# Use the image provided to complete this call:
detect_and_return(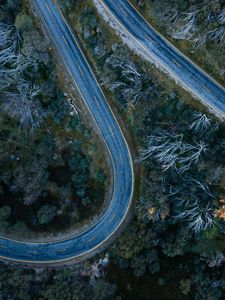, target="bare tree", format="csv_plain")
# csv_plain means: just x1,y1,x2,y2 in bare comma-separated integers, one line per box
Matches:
178,141,208,173
193,33,208,49
0,22,16,49
0,38,17,65
105,52,126,69
174,177,216,234
163,8,179,28
194,8,225,48
217,9,225,25
94,43,106,58
162,8,199,40
208,9,225,48
121,59,142,81
0,22,43,132
176,198,214,234
192,179,214,197
0,22,18,69
121,81,143,105
162,5,225,49
0,22,34,82
140,130,208,173
189,112,211,132
171,11,199,40
1,82,43,132
0,54,32,79
208,27,225,47
109,58,145,105
110,81,126,91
